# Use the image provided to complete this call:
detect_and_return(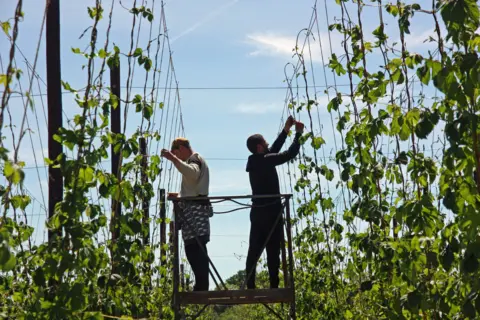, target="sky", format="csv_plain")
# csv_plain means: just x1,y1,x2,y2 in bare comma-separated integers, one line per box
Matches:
0,0,447,287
